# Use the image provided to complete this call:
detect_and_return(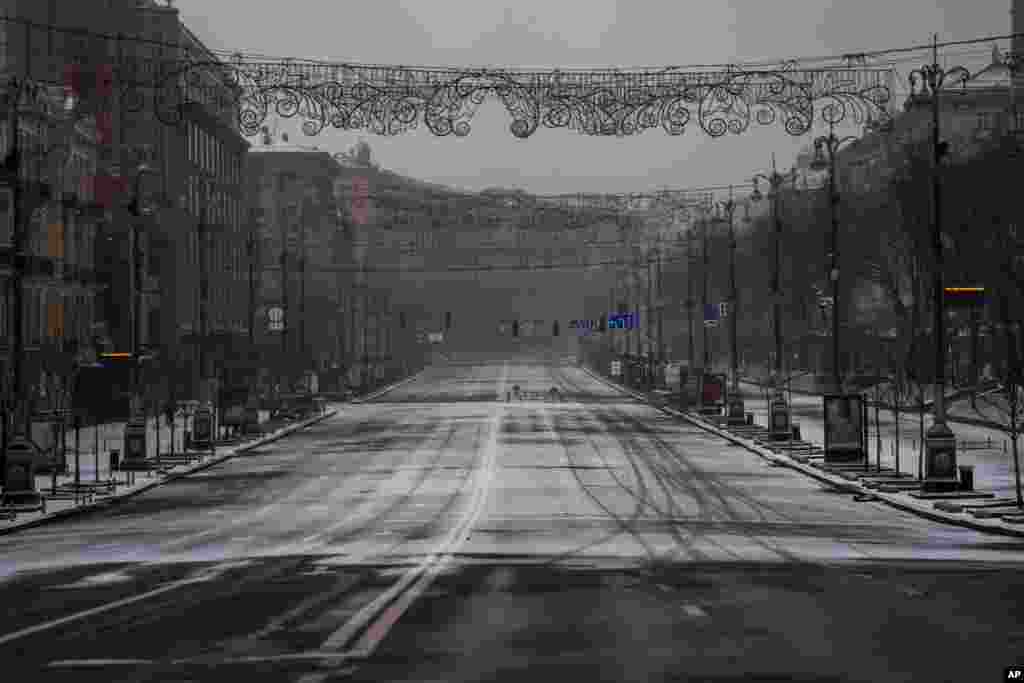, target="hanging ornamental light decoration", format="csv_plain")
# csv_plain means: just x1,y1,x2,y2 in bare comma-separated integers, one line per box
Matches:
49,18,893,140
11,19,893,139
